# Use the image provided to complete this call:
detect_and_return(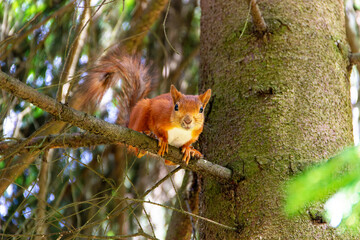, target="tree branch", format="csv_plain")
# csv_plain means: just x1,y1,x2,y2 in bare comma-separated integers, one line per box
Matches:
248,0,267,33
35,150,49,239
349,53,360,65
0,70,234,182
57,0,91,103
